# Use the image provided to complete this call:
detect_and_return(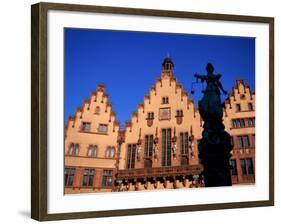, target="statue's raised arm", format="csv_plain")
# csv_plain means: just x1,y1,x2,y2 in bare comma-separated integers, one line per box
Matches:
194,73,206,82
